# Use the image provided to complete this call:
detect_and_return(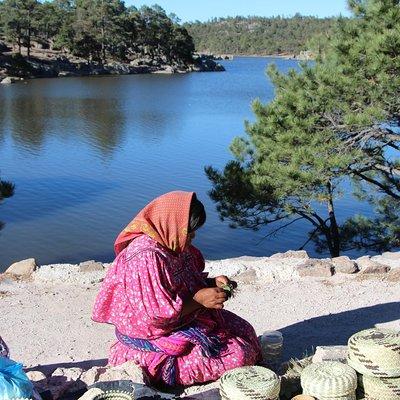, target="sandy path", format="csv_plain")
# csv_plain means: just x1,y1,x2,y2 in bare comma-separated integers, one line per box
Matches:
1,273,399,371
